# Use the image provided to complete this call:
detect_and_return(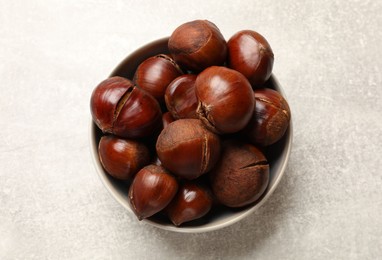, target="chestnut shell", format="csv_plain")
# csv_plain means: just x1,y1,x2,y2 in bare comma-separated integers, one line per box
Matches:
195,66,255,134
210,141,270,208
168,20,227,72
156,119,221,180
98,135,150,180
244,88,291,146
227,30,274,87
